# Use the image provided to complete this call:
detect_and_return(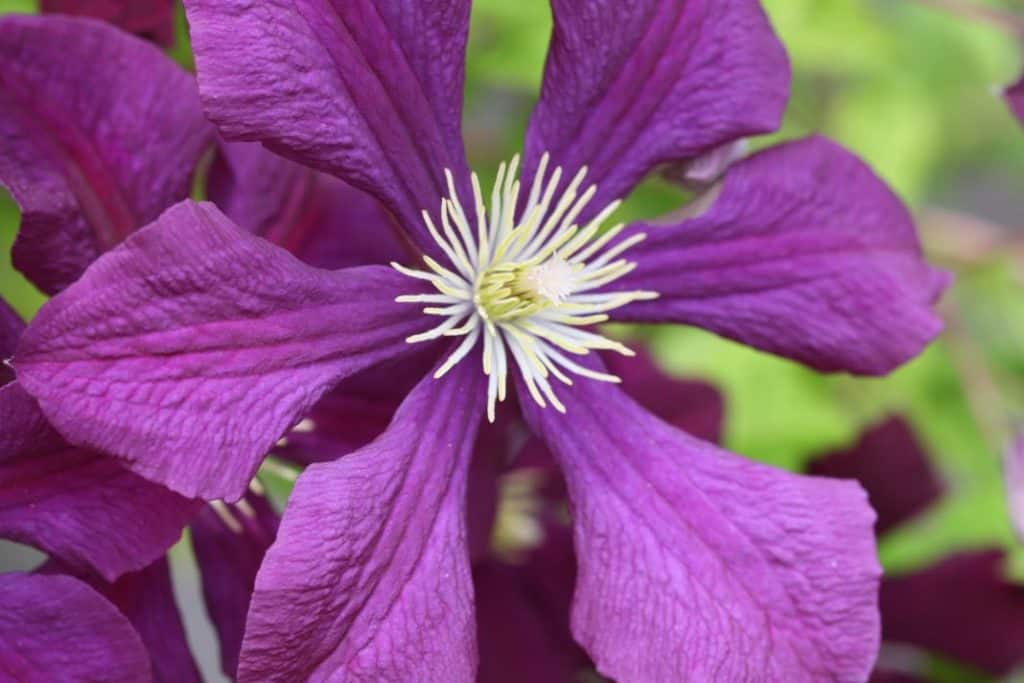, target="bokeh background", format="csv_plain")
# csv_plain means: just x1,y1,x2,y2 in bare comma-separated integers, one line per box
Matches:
1,1,1023,681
